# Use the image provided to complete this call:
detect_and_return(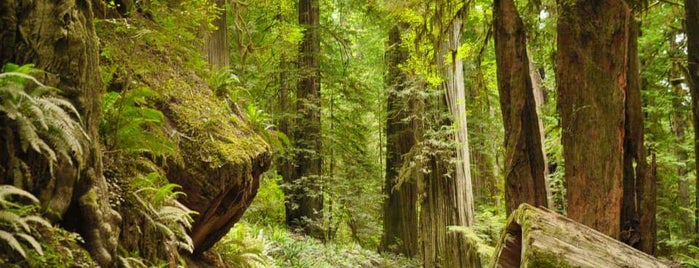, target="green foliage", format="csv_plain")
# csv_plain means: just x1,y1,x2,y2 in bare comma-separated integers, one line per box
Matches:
216,221,419,268
129,172,196,254
215,222,276,268
101,86,177,158
208,67,242,97
0,185,51,260
0,63,87,166
243,173,286,225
